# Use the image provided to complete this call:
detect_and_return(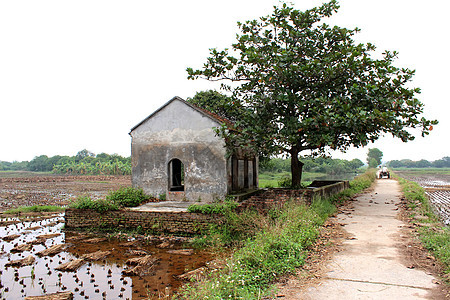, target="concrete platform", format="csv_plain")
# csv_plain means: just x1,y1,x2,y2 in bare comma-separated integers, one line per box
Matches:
128,201,191,212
